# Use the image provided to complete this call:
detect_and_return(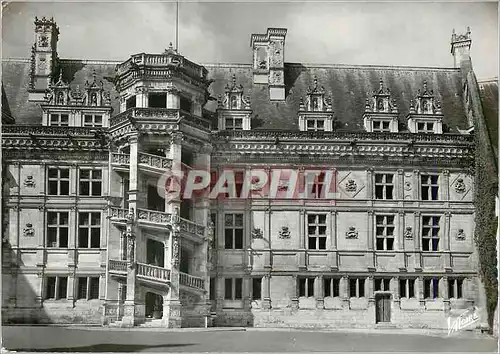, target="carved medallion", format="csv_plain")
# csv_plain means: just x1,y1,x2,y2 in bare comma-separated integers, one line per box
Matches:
345,226,358,239
404,181,412,191
454,178,466,194
24,175,36,188
404,226,413,239
38,35,48,47
345,179,357,192
278,226,291,239
23,223,35,237
252,228,263,239
456,229,466,241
